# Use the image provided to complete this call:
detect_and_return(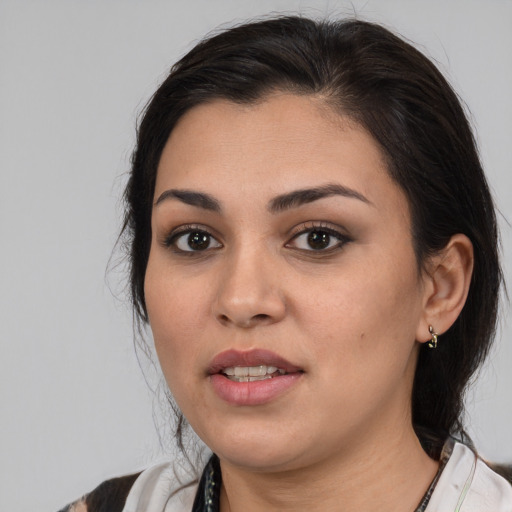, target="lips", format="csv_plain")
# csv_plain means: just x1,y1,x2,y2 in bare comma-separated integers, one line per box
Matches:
207,349,304,406
207,348,302,375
